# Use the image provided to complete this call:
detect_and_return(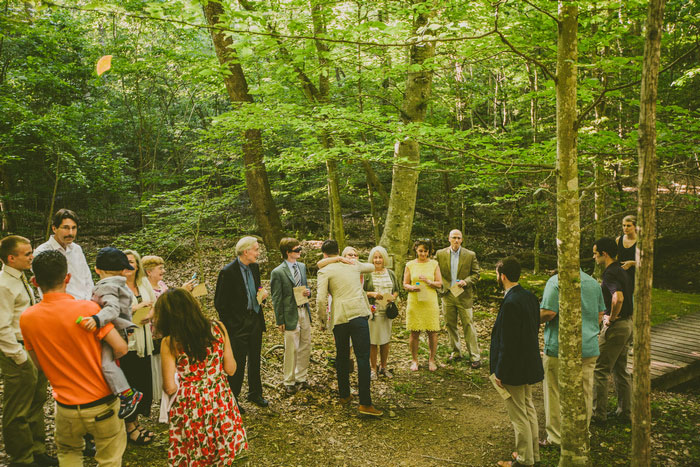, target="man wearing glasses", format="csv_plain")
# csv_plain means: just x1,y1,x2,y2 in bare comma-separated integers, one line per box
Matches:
270,238,312,395
34,209,94,301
